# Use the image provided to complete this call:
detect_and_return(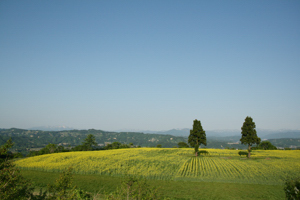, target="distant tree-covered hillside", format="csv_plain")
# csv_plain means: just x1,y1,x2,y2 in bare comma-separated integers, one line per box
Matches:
1,128,299,156
0,128,188,154
268,138,300,149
